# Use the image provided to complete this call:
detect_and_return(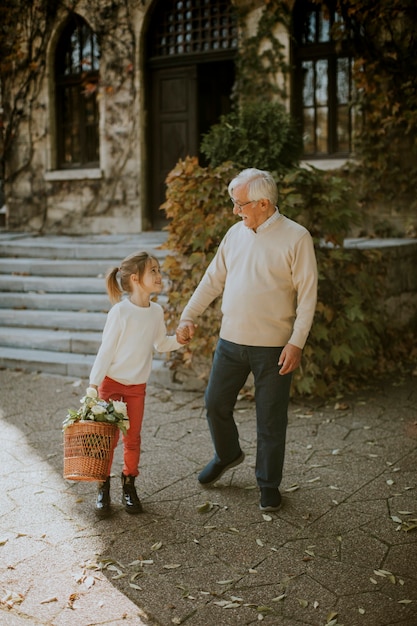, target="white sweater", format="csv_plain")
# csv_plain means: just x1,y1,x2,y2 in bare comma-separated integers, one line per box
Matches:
89,299,181,386
181,214,318,349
